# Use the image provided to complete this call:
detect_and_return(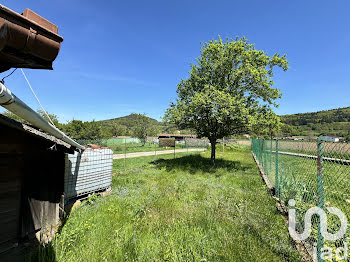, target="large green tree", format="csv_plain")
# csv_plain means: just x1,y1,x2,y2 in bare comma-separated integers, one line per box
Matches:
63,120,102,140
63,120,85,140
132,114,153,145
101,122,128,138
165,37,288,164
250,108,281,138
110,123,127,137
82,120,102,140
